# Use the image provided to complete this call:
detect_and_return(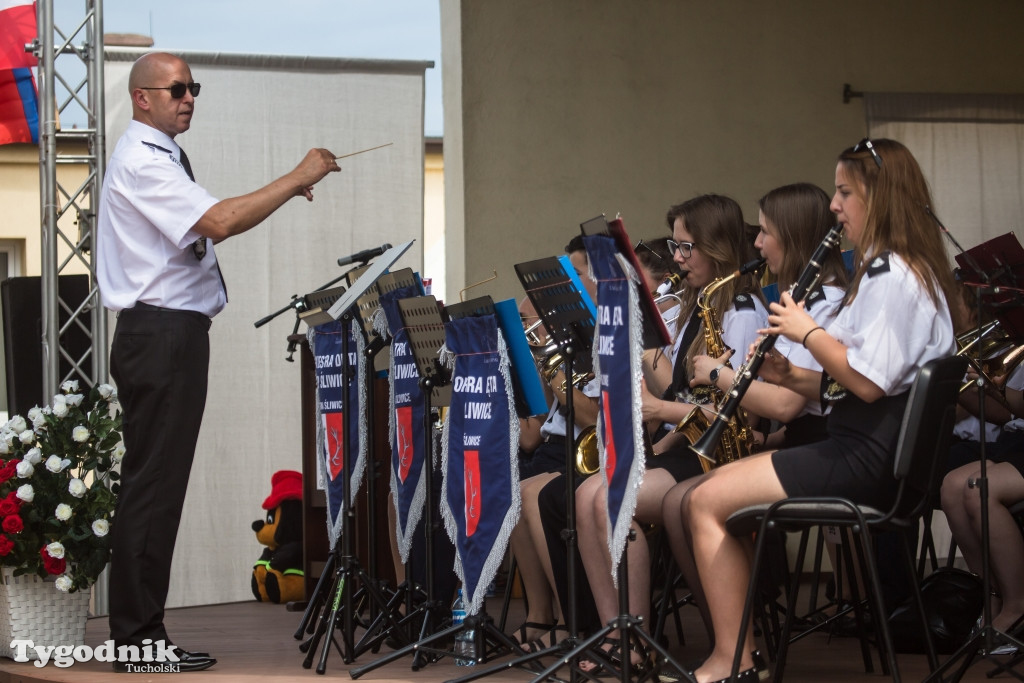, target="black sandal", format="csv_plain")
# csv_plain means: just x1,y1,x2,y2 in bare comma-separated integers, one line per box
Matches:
512,621,559,653
580,636,655,679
